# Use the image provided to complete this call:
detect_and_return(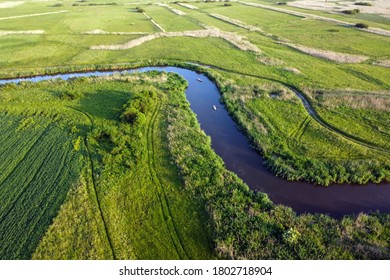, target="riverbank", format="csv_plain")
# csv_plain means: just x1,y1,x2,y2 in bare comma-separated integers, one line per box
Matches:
1,69,387,259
